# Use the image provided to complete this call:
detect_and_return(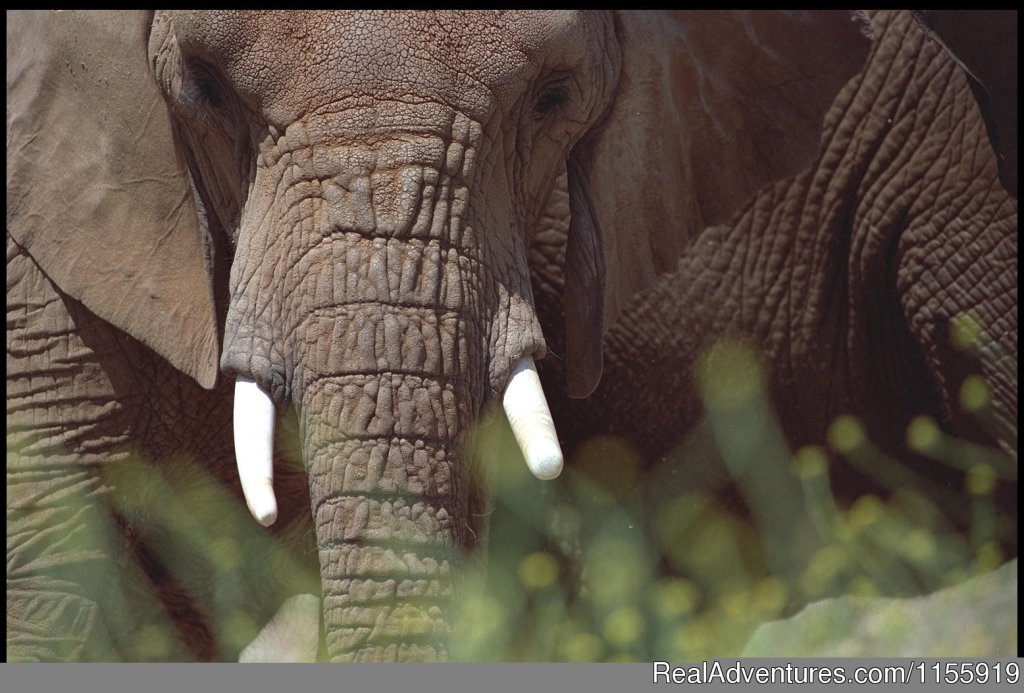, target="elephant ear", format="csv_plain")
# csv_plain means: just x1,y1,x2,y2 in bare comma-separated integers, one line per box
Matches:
562,10,871,397
563,150,607,398
6,10,220,387
911,10,1017,197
